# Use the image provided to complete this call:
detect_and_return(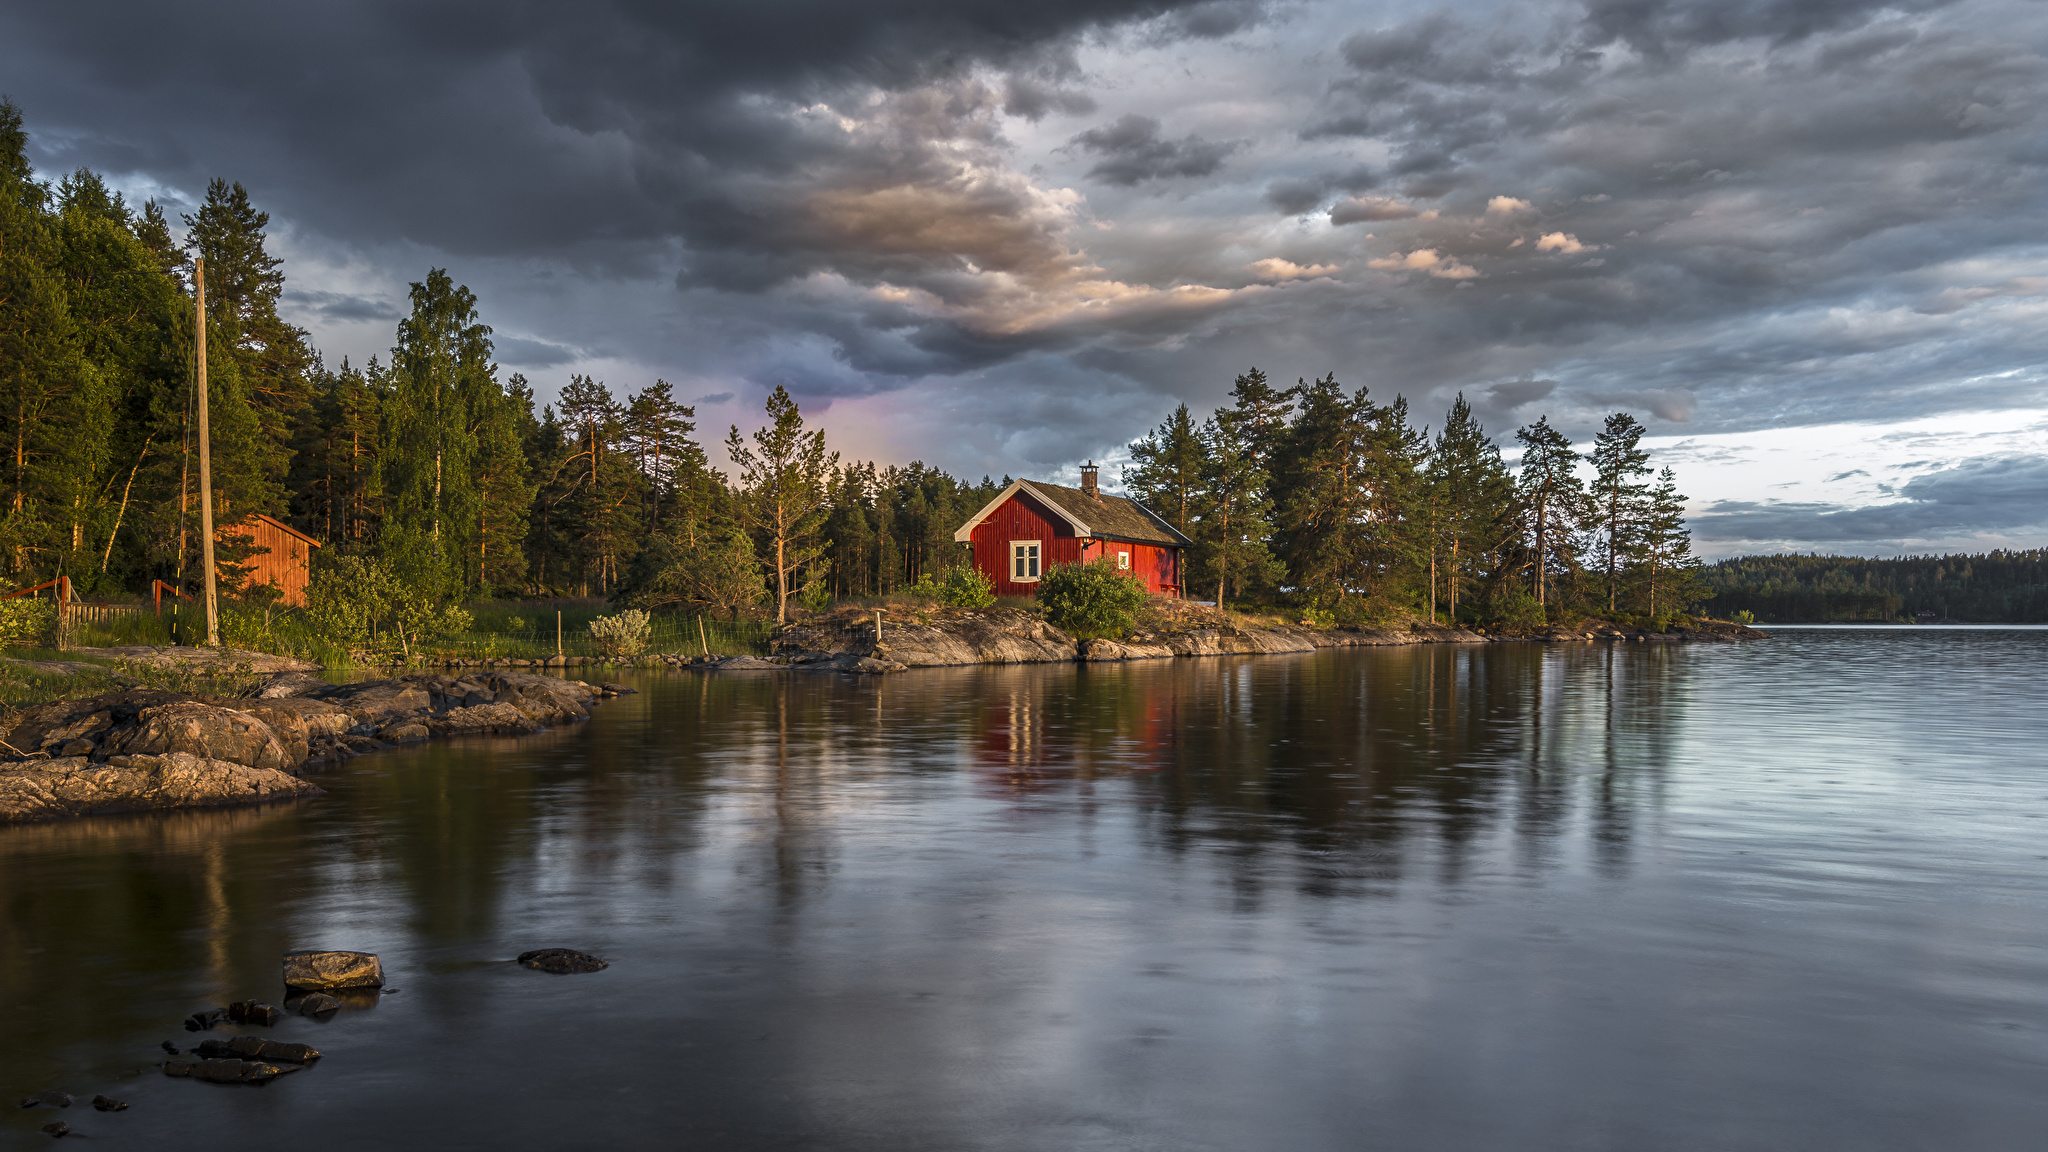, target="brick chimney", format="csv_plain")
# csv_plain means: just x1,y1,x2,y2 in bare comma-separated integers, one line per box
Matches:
1080,461,1100,499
